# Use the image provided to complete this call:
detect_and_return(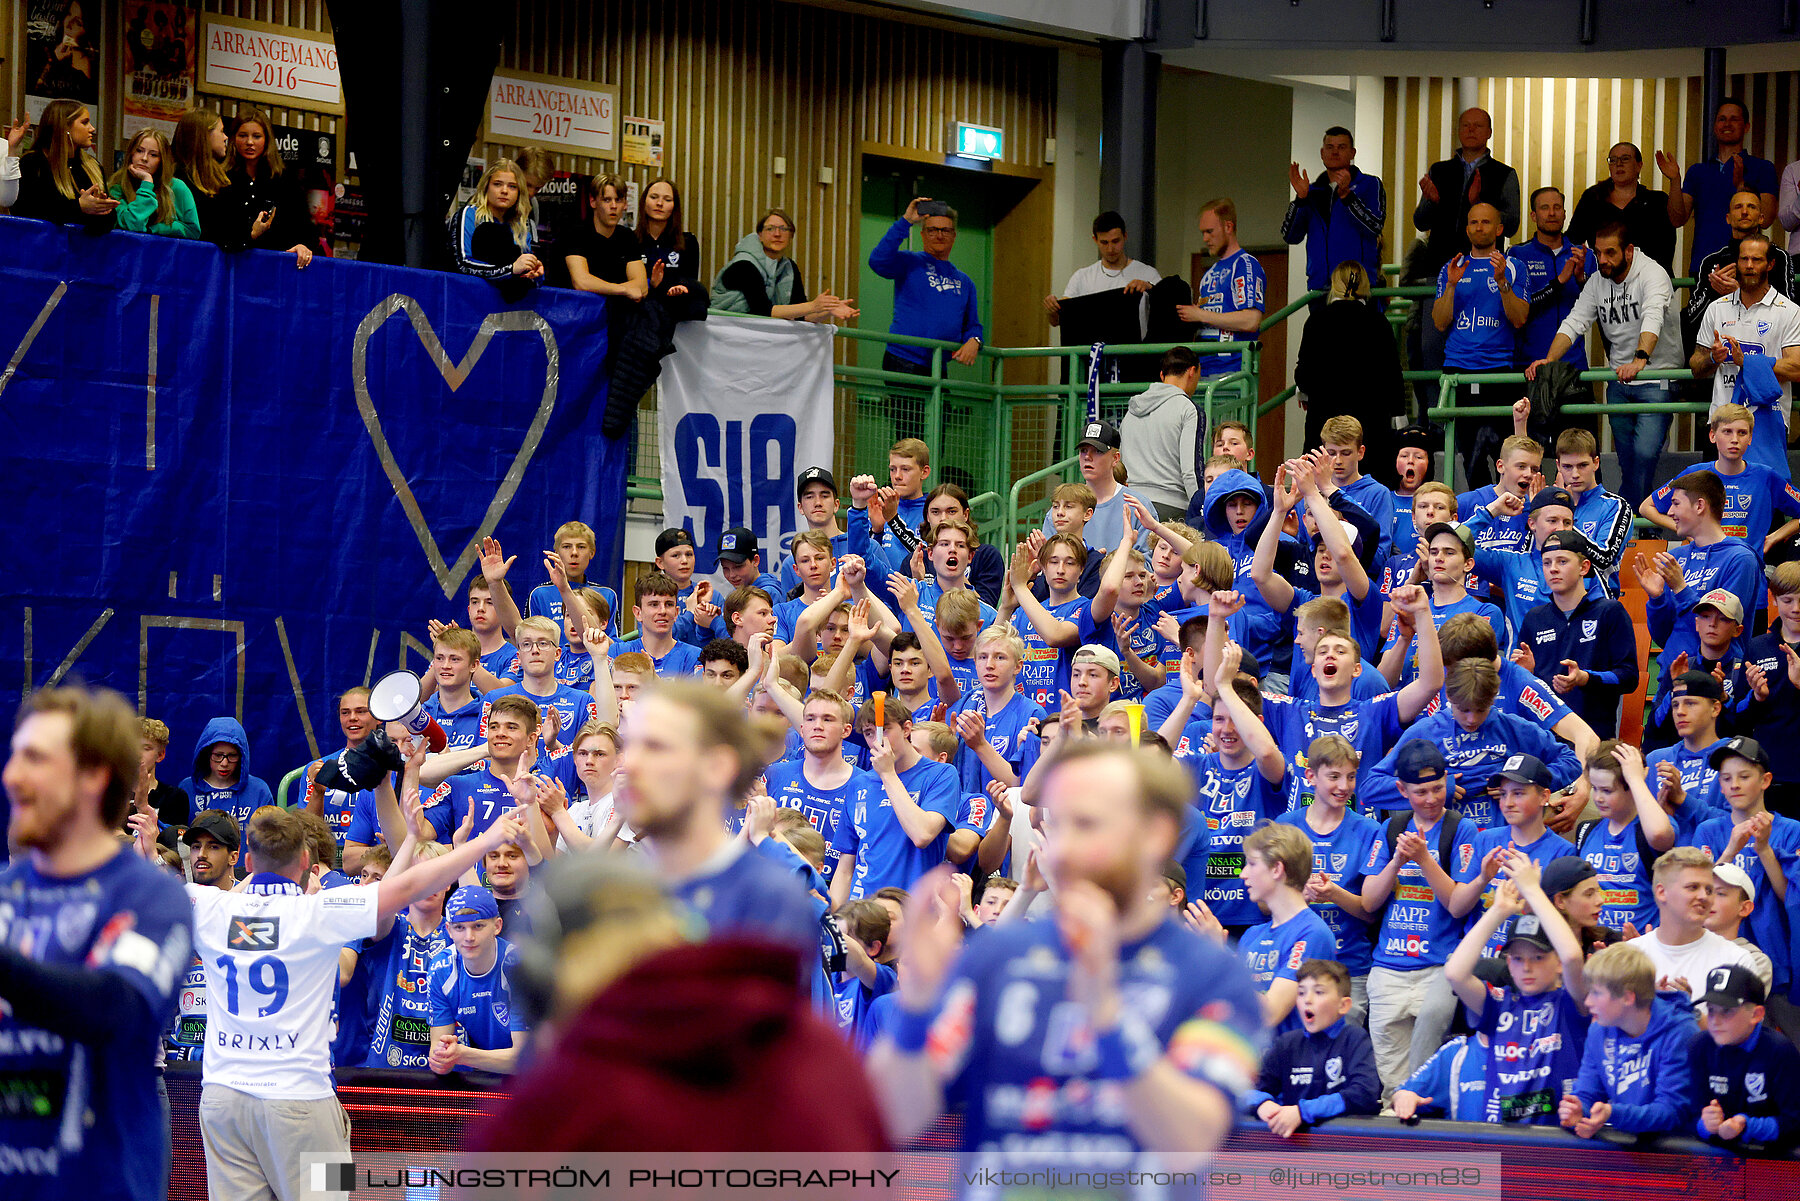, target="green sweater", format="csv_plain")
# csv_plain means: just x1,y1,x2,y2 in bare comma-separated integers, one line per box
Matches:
108,176,202,239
